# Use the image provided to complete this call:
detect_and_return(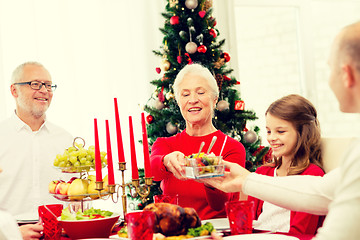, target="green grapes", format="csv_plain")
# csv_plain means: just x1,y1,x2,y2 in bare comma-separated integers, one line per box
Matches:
53,142,107,173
